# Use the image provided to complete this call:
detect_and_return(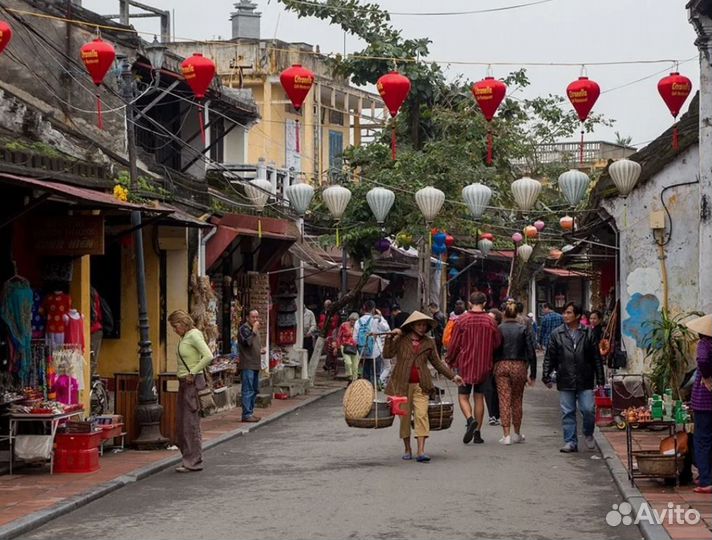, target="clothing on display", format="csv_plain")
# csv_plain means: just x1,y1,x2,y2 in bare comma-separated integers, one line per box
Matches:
42,291,72,334
1,275,33,385
52,346,85,391
31,290,45,339
63,309,85,351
